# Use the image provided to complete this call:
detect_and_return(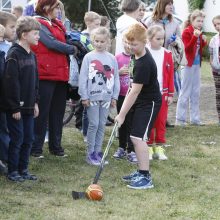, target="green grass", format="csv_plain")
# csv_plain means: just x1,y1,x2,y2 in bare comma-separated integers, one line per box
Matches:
1,125,220,220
